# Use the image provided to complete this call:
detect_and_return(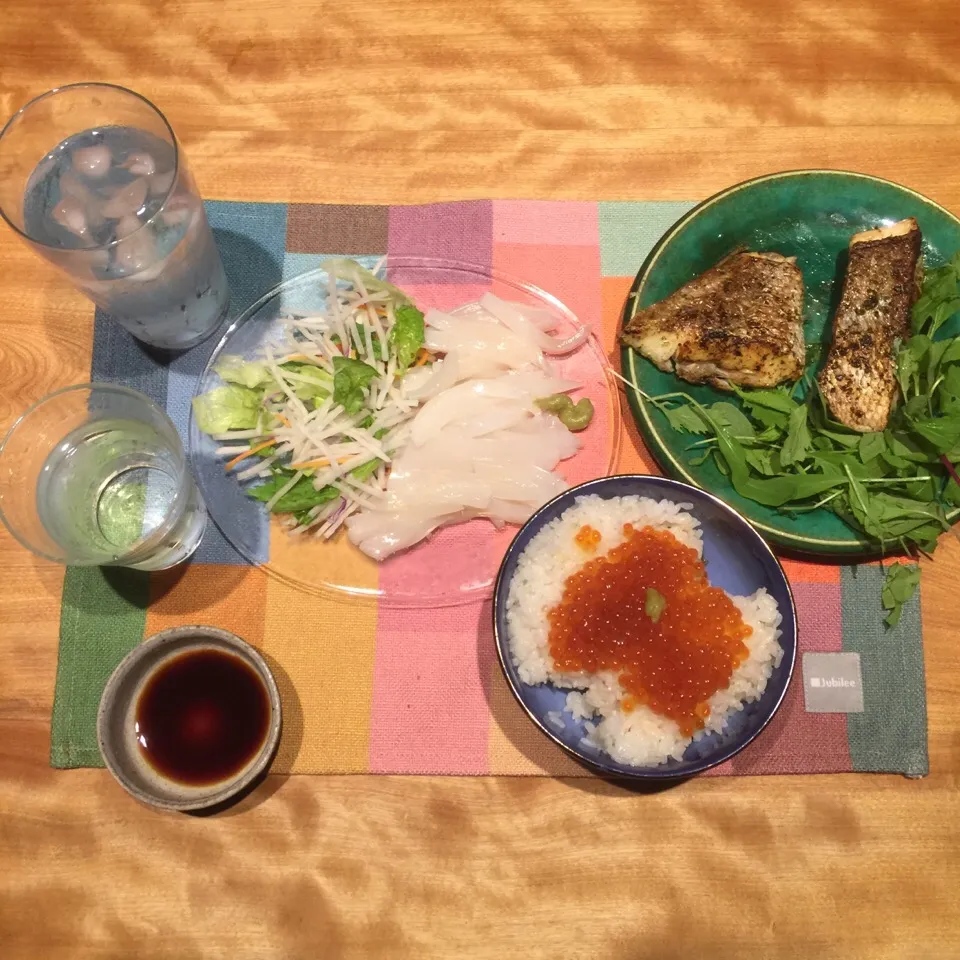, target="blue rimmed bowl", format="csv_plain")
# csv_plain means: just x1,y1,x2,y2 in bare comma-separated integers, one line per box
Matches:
492,475,798,779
